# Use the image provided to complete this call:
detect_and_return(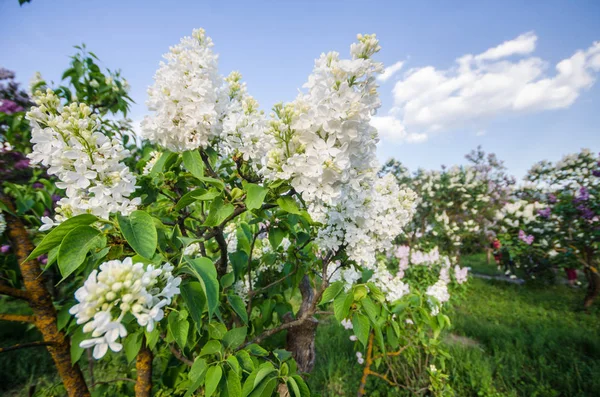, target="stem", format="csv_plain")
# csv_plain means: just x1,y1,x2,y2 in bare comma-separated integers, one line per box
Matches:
0,341,54,354
135,341,153,397
1,194,90,397
358,332,375,397
0,284,30,300
0,313,36,323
